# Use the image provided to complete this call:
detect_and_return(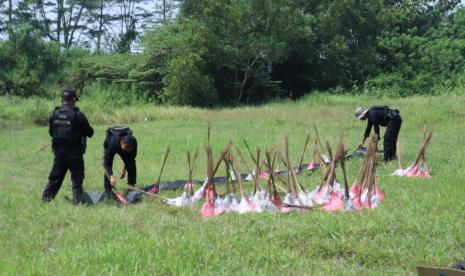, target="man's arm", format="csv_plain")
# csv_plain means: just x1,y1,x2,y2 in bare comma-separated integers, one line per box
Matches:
48,113,54,137
78,112,94,138
373,123,380,140
359,118,372,147
363,121,372,139
103,143,116,177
